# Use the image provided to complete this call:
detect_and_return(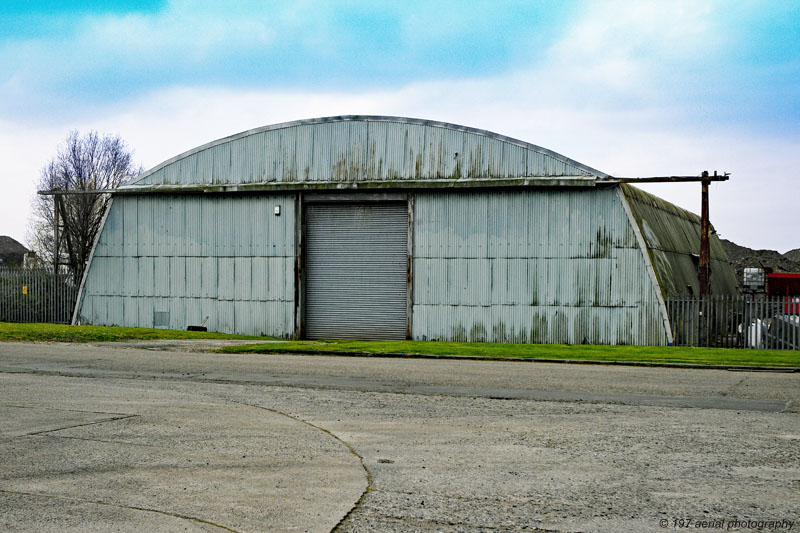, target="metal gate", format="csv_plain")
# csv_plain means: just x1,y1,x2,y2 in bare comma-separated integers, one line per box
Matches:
304,203,408,340
0,267,78,324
